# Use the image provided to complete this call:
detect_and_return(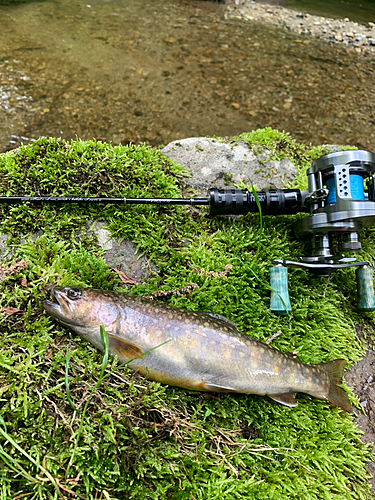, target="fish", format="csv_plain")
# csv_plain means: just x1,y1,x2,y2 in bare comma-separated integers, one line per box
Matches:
43,286,352,412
